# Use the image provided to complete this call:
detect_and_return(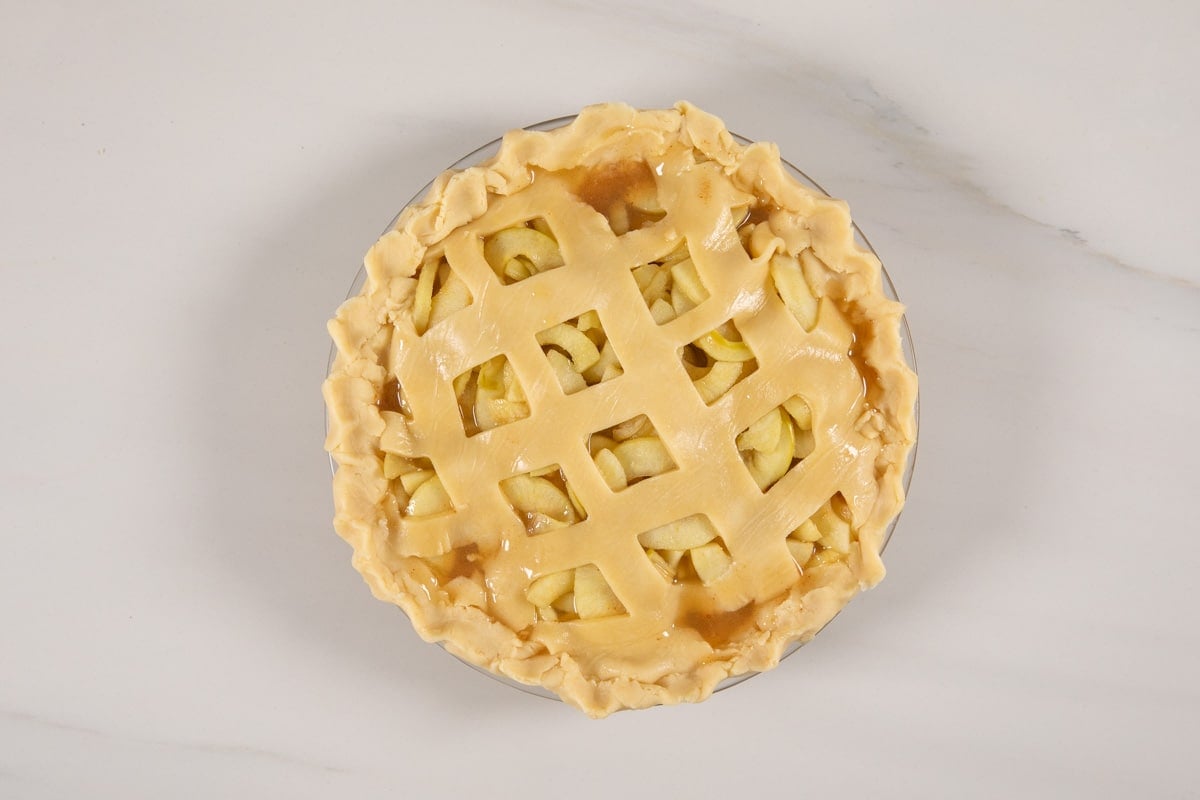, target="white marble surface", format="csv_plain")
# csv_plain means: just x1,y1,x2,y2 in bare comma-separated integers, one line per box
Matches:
2,2,1198,797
